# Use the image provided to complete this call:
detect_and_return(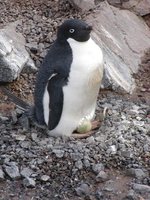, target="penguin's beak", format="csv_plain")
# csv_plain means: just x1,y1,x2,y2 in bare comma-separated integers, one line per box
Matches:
85,25,93,31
